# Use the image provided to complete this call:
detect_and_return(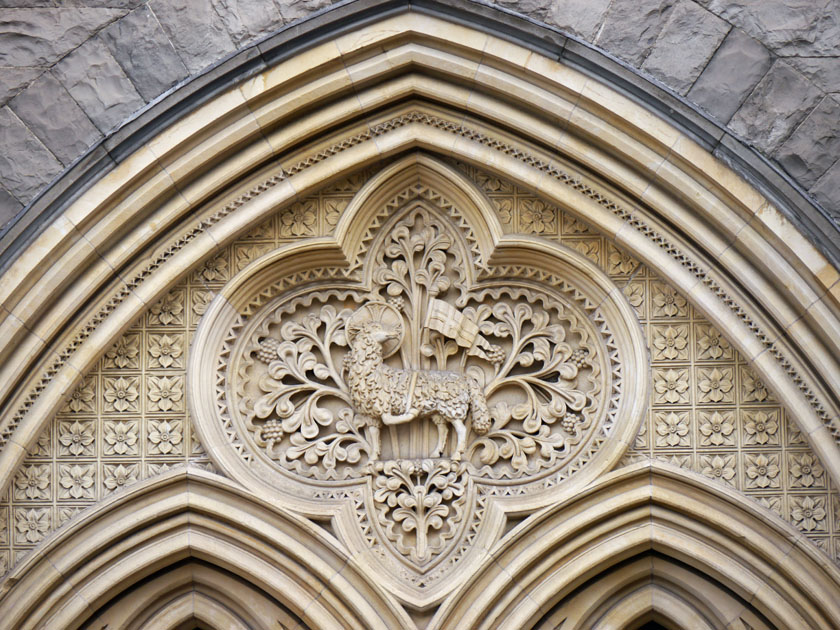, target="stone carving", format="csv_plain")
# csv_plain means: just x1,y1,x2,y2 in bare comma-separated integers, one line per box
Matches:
343,302,491,461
